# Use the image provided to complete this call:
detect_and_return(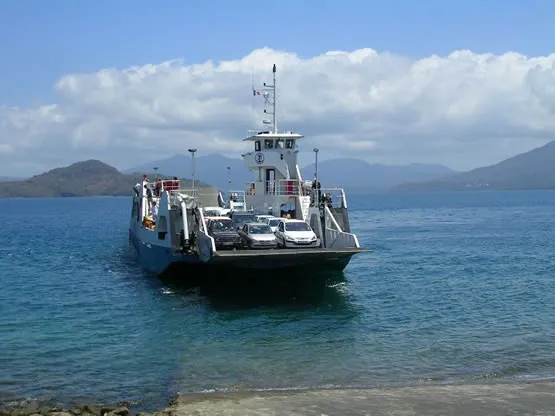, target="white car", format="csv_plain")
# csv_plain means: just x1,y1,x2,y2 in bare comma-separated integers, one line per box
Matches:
275,219,320,248
264,217,282,233
255,214,274,223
